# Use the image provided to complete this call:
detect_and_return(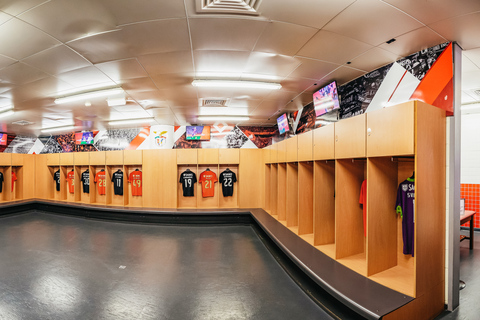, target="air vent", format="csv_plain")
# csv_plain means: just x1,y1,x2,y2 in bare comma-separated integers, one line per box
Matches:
12,120,34,126
474,89,480,97
196,0,262,15
200,98,229,107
